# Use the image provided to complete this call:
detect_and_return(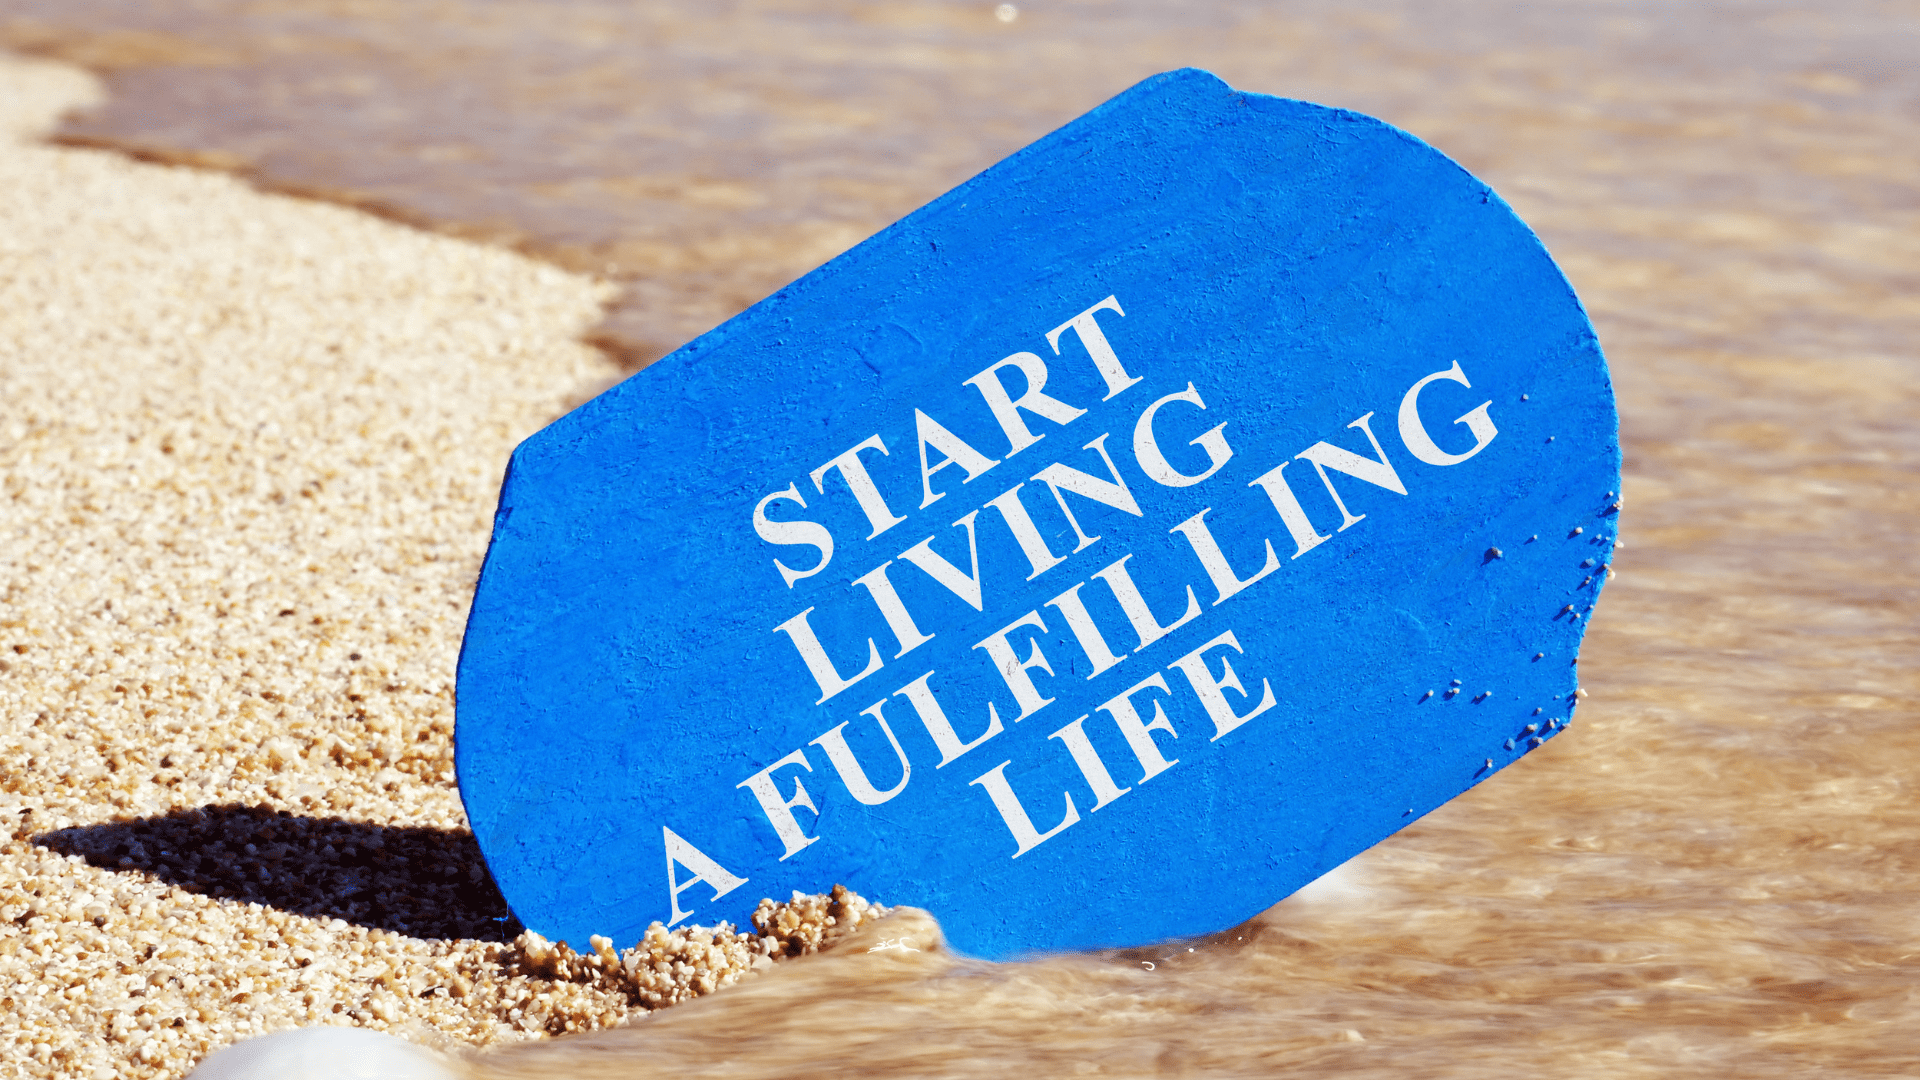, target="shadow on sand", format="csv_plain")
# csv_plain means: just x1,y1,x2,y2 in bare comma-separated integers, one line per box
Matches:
35,803,521,941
